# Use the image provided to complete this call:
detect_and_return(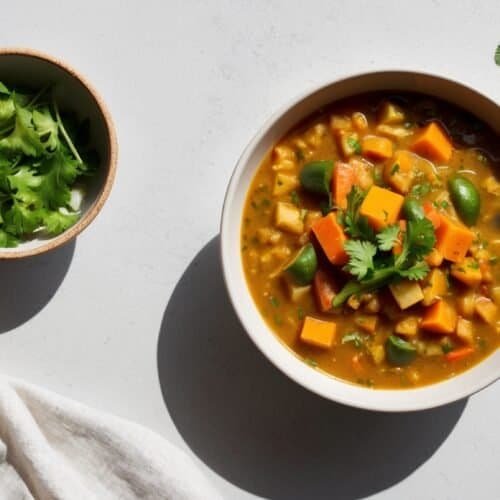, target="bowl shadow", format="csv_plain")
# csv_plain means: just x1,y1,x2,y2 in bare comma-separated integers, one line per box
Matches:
0,240,75,333
157,236,467,500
